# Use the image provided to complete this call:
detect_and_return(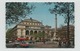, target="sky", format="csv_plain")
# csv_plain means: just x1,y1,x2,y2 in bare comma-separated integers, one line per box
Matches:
28,3,65,28
7,2,68,29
